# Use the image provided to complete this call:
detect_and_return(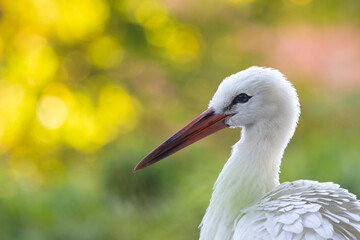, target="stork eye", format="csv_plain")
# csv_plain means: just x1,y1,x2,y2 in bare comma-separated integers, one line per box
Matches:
232,93,252,104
